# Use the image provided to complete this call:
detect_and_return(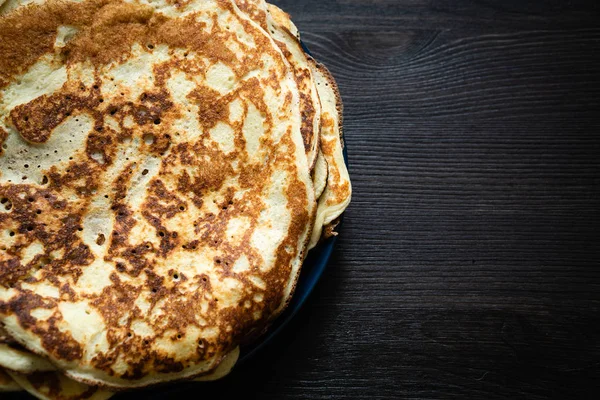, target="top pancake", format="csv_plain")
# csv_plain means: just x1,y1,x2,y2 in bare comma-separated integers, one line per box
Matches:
0,0,314,389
